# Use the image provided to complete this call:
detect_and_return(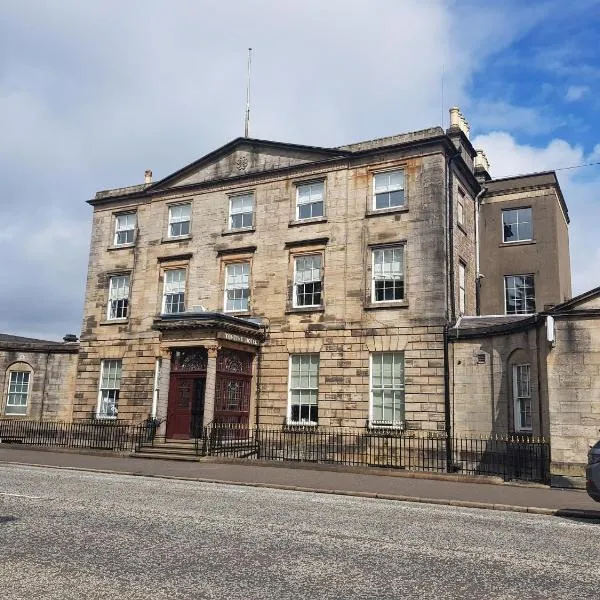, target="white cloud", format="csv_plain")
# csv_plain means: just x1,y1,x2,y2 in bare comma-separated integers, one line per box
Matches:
565,85,590,101
469,101,564,136
473,131,600,295
0,0,578,337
